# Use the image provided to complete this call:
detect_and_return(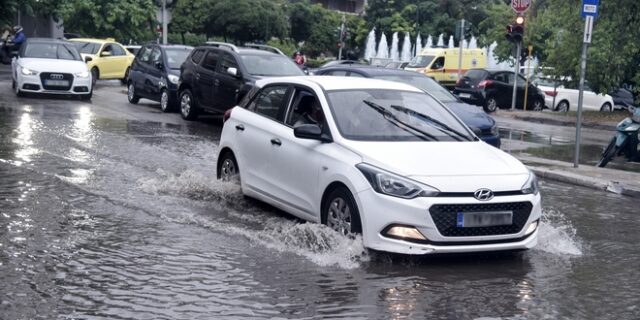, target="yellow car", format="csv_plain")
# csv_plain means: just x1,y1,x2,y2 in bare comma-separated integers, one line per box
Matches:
69,38,135,85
